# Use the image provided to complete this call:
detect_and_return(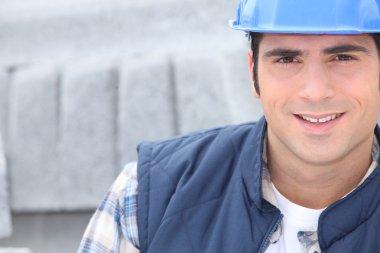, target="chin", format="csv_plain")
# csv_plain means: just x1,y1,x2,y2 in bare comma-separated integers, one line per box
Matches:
297,152,341,167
